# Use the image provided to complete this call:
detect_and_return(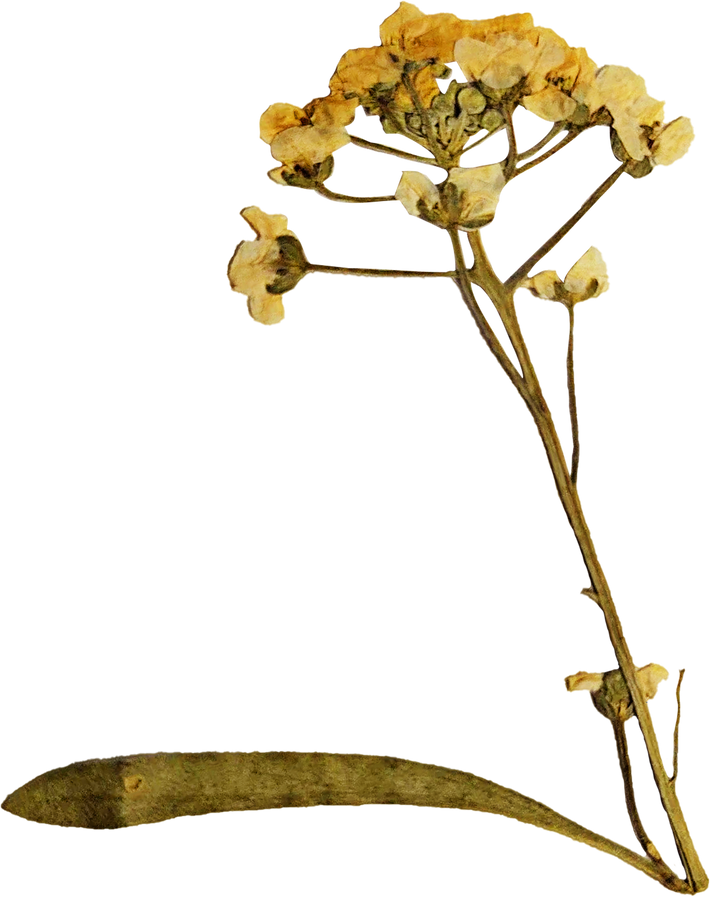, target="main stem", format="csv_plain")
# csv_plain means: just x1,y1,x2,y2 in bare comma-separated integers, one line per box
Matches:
454,229,707,892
